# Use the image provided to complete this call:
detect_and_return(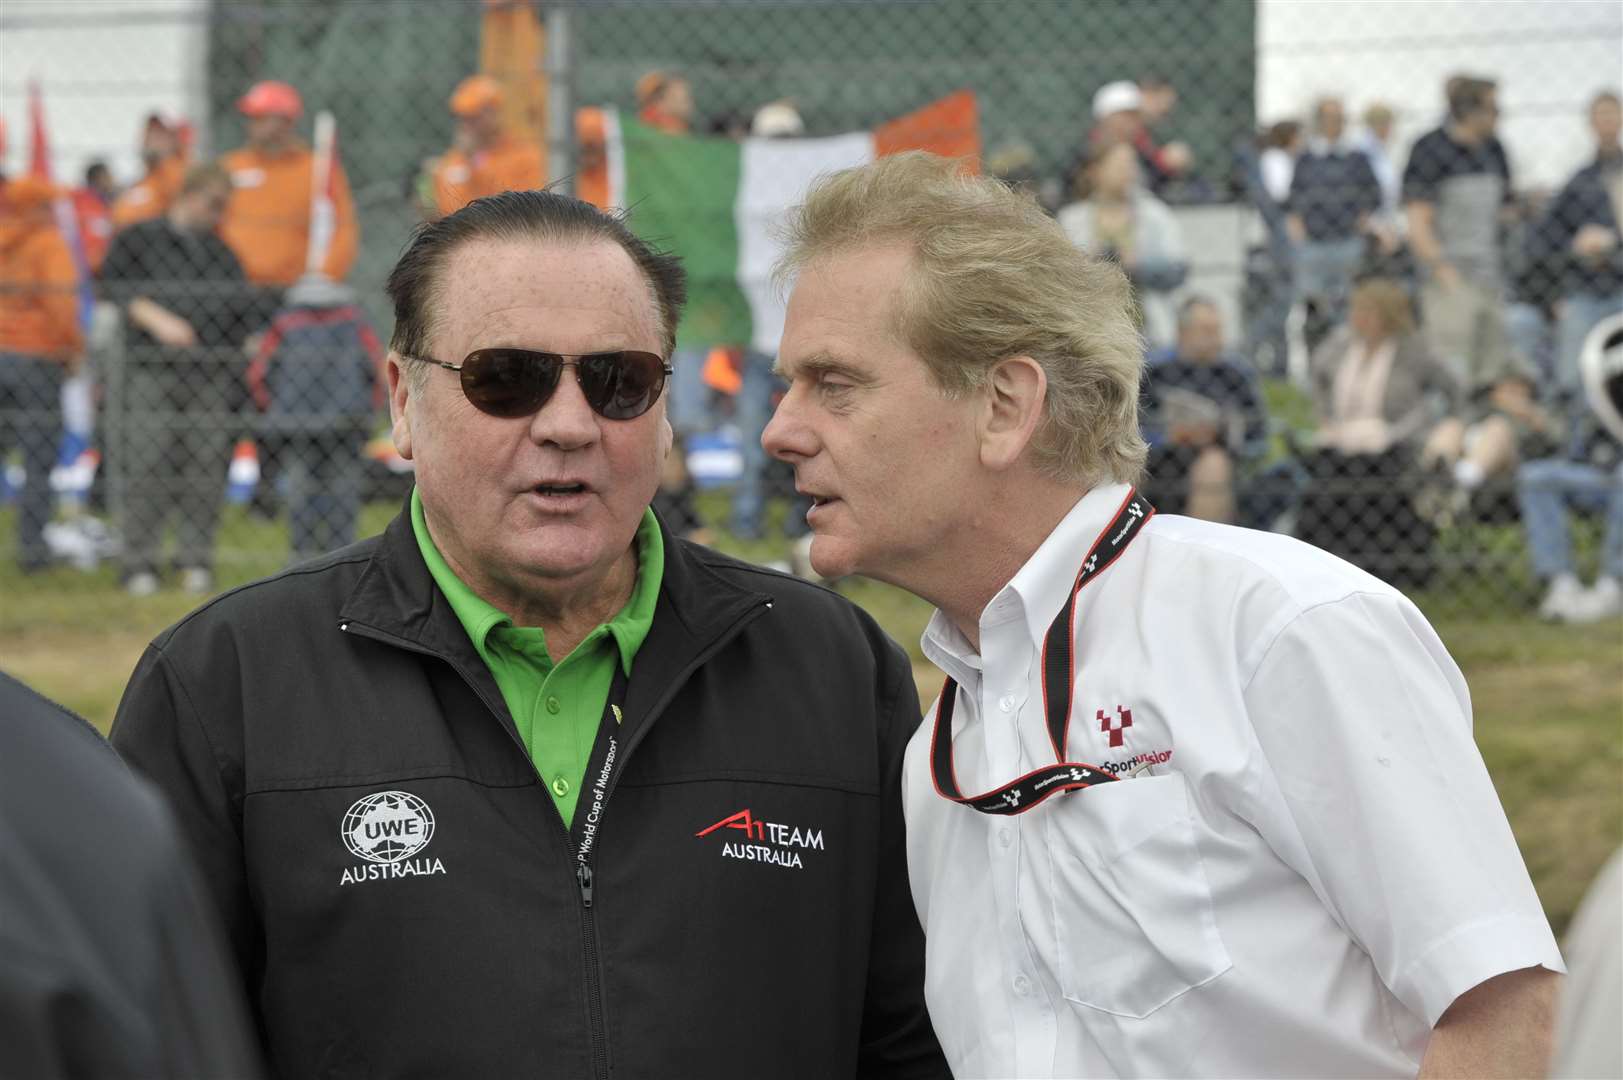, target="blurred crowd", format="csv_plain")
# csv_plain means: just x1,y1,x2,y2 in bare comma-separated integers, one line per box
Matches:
1,68,1619,622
